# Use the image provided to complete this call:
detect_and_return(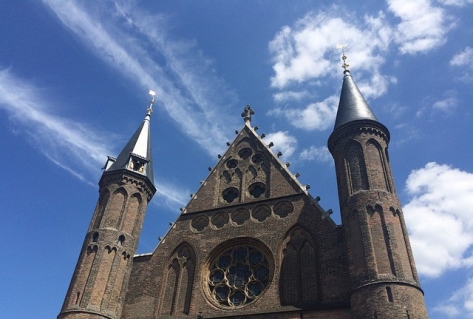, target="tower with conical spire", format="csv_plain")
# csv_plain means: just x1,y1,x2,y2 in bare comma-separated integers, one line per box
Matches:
58,94,156,319
328,56,428,318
